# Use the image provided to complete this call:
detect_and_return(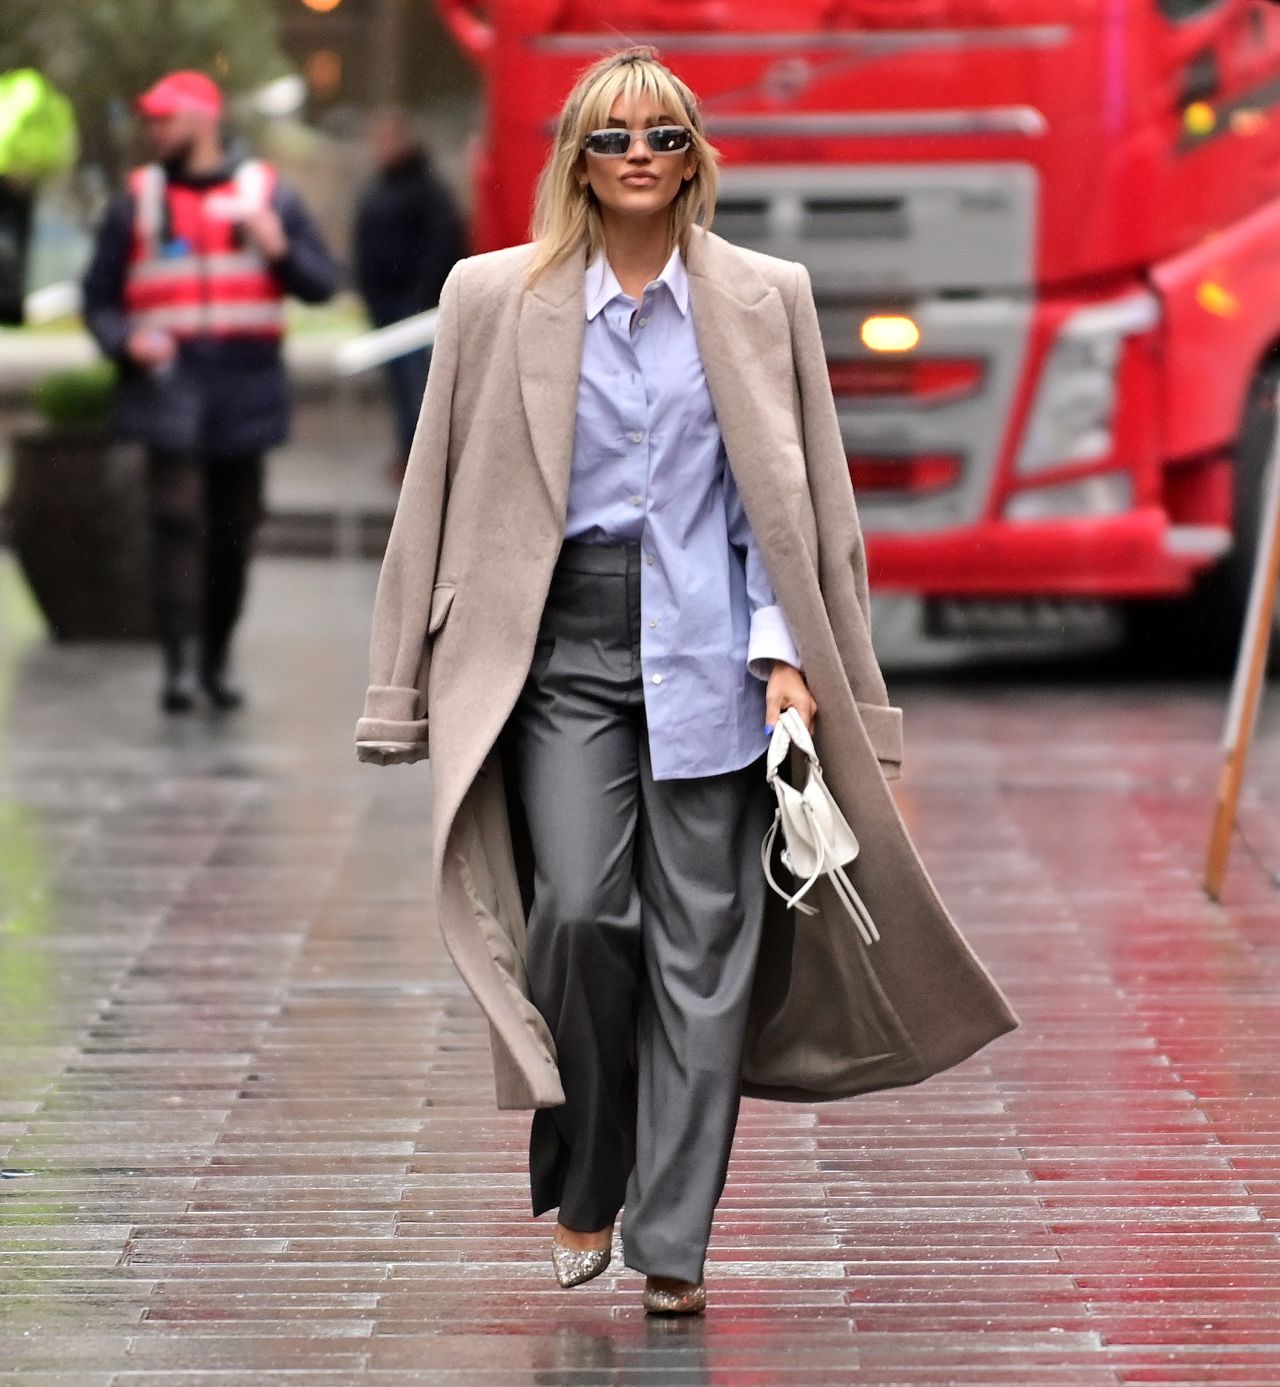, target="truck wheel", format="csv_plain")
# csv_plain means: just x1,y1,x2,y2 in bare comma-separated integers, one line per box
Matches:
1125,362,1280,675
